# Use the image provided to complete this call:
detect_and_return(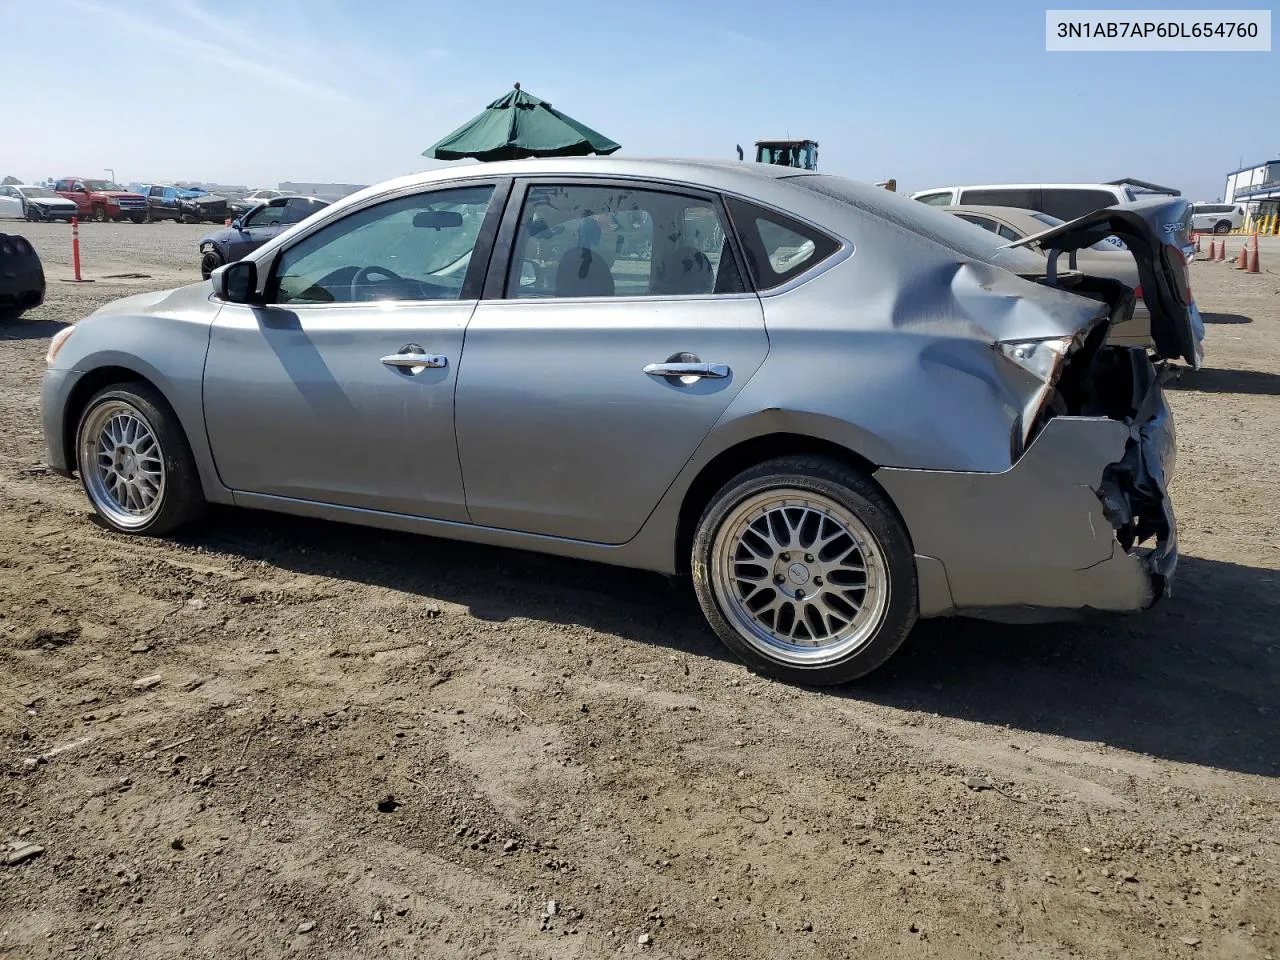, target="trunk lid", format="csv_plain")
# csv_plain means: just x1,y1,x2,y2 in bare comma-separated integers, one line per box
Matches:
1008,197,1203,368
